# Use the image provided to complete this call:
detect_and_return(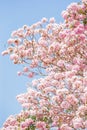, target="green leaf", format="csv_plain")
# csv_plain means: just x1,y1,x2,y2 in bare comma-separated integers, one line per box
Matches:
30,125,35,130
31,116,36,121
43,116,48,122
83,18,87,25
